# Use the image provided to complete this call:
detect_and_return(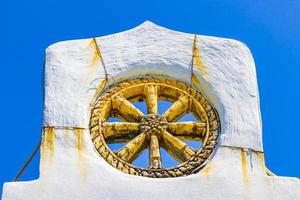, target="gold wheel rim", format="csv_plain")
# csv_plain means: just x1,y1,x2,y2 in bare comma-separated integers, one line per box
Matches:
90,78,220,178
